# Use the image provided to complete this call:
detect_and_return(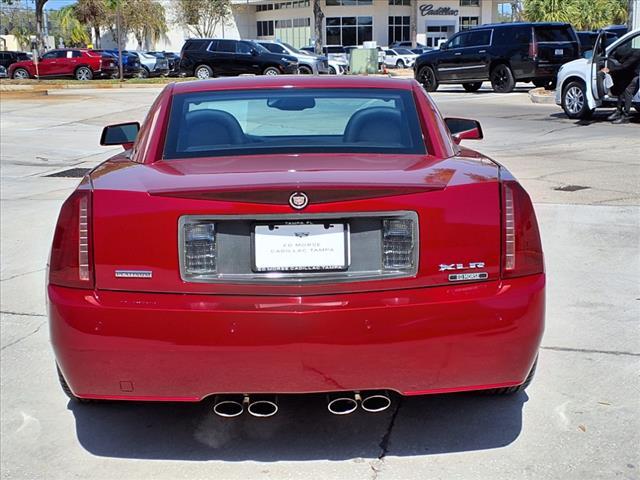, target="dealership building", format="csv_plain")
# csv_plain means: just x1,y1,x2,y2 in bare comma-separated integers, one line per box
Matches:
141,0,512,52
